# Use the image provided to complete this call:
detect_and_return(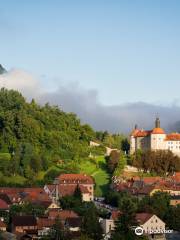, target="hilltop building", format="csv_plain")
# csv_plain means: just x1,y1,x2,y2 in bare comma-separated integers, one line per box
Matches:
130,118,180,156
